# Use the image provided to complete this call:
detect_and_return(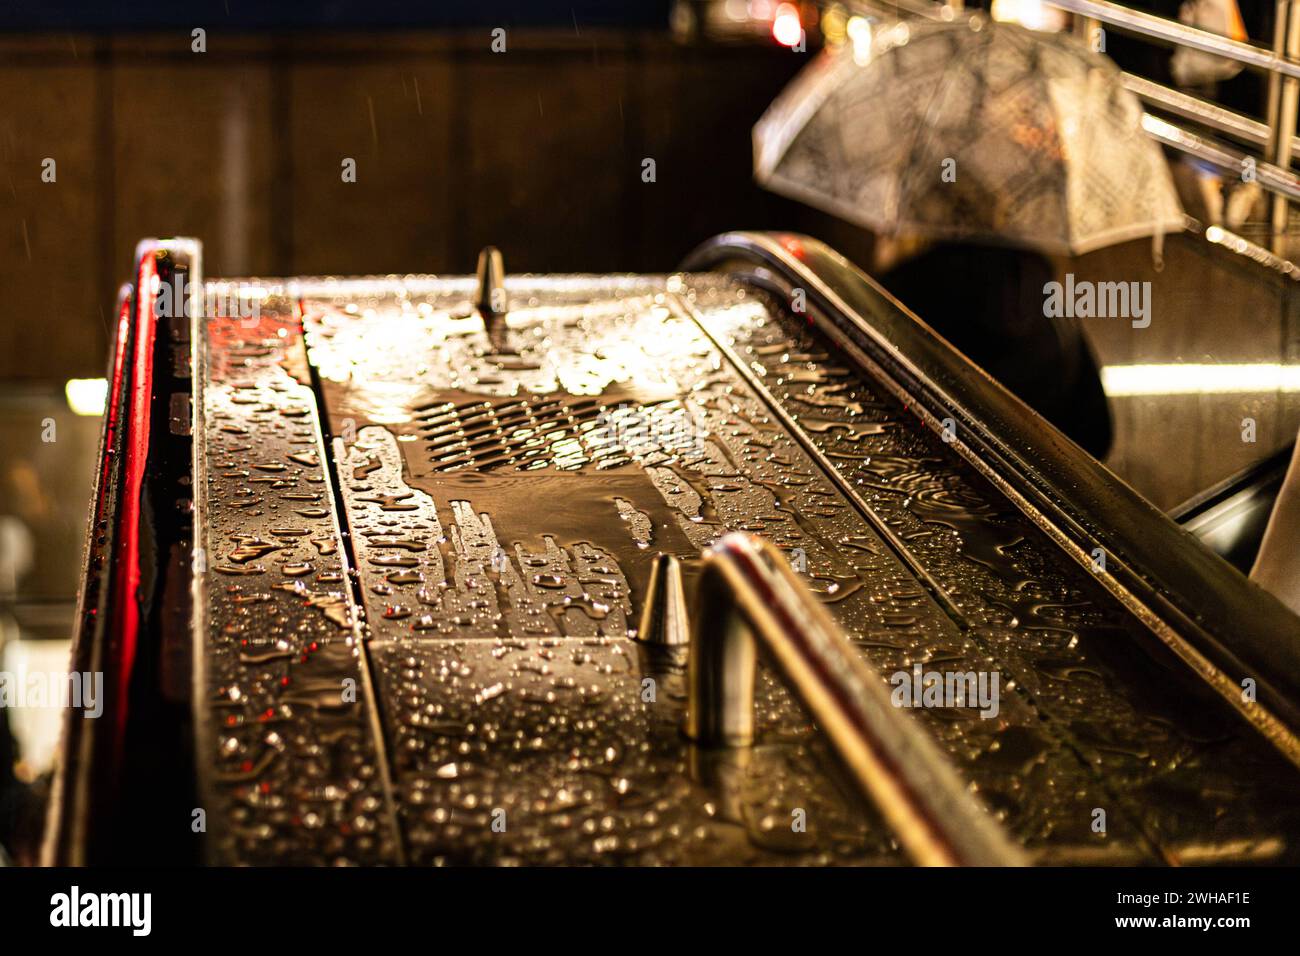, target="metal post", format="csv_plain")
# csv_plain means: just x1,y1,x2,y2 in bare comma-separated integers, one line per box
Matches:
1266,1,1300,254
684,532,1028,866
1074,13,1099,51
